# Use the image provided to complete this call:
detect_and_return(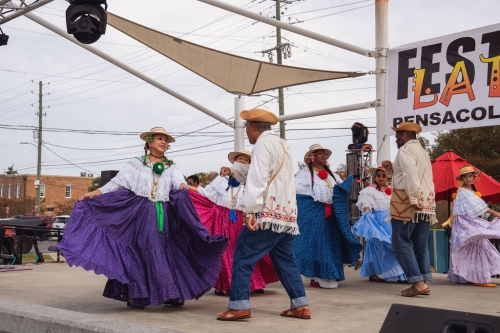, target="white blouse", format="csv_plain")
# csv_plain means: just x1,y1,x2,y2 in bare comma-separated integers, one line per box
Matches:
453,187,488,217
198,175,246,211
295,167,343,204
99,157,186,202
356,186,391,212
